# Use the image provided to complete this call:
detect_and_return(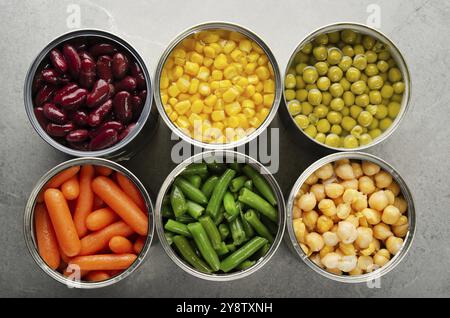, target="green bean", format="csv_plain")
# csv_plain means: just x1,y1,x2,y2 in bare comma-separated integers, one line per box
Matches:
201,175,219,199
238,188,278,223
218,223,230,240
174,177,208,205
161,203,174,218
229,162,242,172
162,195,171,206
173,235,212,273
253,243,271,260
230,217,246,246
180,163,208,177
187,222,220,271
170,185,187,217
186,175,202,188
226,243,237,253
164,219,192,238
220,237,268,273
207,162,227,174
236,259,256,270
244,210,274,243
215,242,229,256
260,214,279,235
213,205,225,225
206,169,236,219
244,179,253,191
239,206,255,239
242,165,277,206
176,214,196,224
165,231,174,245
186,200,204,219
229,176,248,193
223,191,239,222
199,215,223,250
